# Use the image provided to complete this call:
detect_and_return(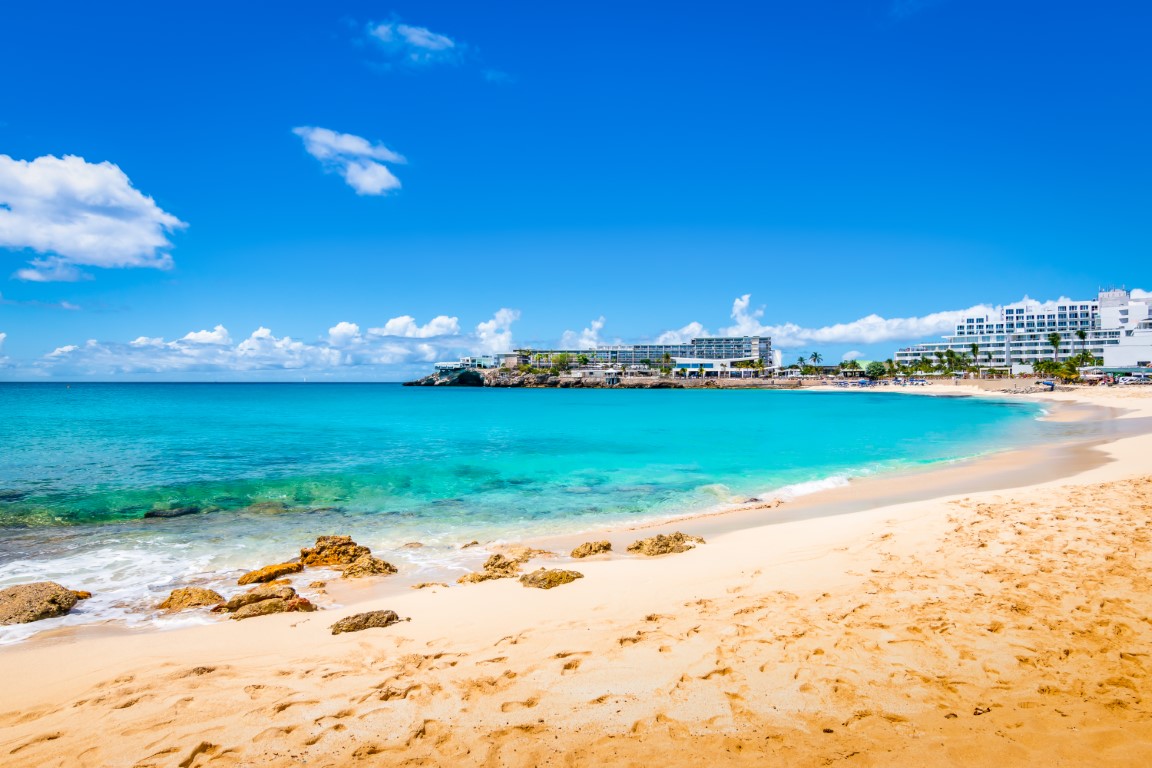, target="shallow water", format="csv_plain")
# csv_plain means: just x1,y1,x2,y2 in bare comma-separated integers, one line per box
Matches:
0,383,1057,641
